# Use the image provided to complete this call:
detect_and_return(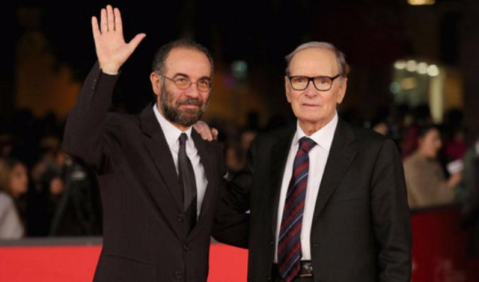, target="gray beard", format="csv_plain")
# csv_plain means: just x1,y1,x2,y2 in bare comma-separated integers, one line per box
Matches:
160,84,208,127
